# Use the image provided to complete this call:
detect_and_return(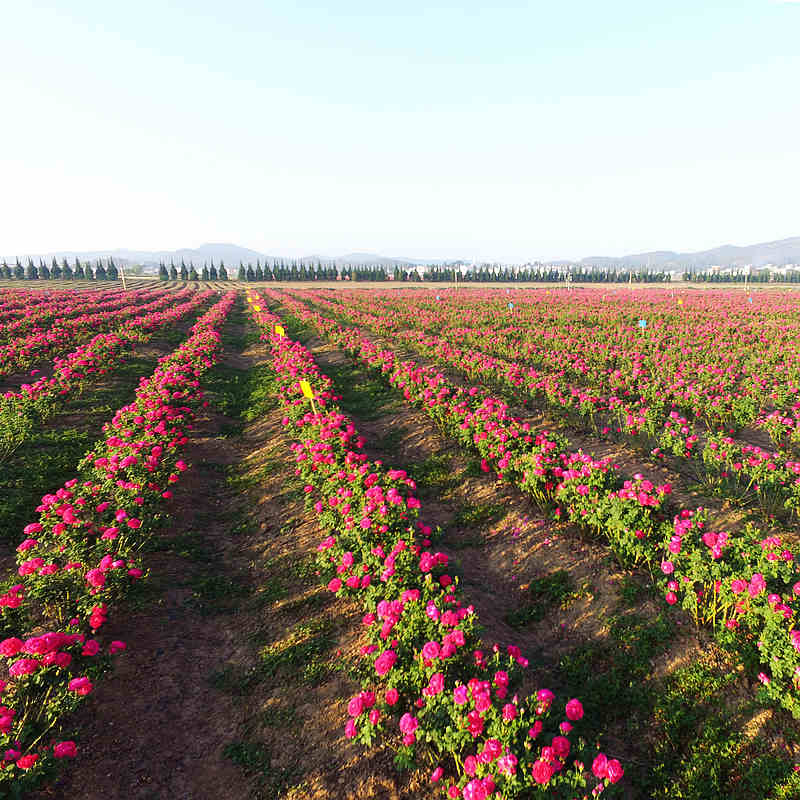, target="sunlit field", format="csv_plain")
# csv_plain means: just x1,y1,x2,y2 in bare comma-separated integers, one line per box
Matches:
2,284,800,800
